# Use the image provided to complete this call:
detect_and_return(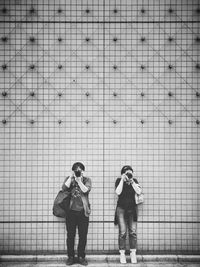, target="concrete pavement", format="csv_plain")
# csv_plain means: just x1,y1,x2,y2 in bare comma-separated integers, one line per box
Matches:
1,263,200,267
0,255,200,267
